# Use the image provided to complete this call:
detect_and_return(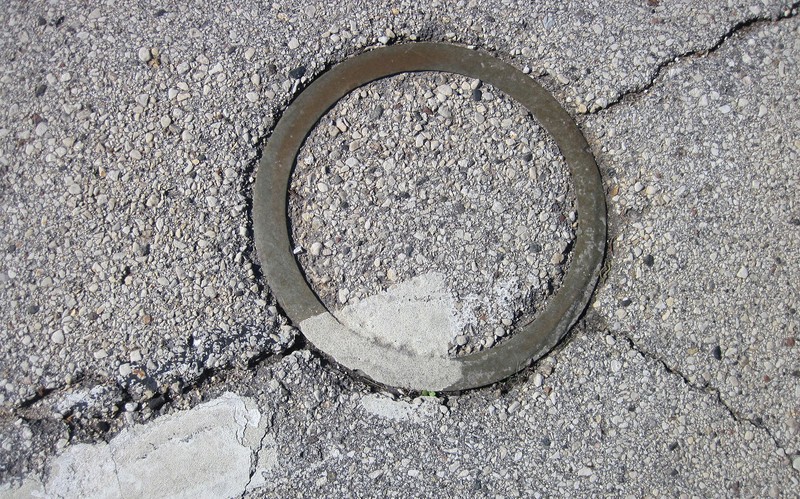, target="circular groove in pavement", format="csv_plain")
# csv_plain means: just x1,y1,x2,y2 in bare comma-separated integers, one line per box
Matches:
253,43,606,391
